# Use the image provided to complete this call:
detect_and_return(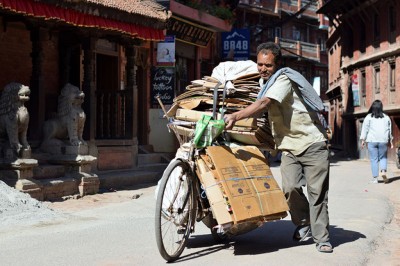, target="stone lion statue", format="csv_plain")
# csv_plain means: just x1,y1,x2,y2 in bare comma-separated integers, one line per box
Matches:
0,82,31,155
42,83,86,146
